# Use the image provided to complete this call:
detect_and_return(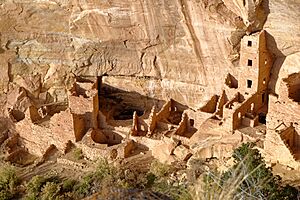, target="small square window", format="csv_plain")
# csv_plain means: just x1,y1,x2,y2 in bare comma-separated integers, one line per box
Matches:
247,41,252,47
247,59,252,66
247,80,252,88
